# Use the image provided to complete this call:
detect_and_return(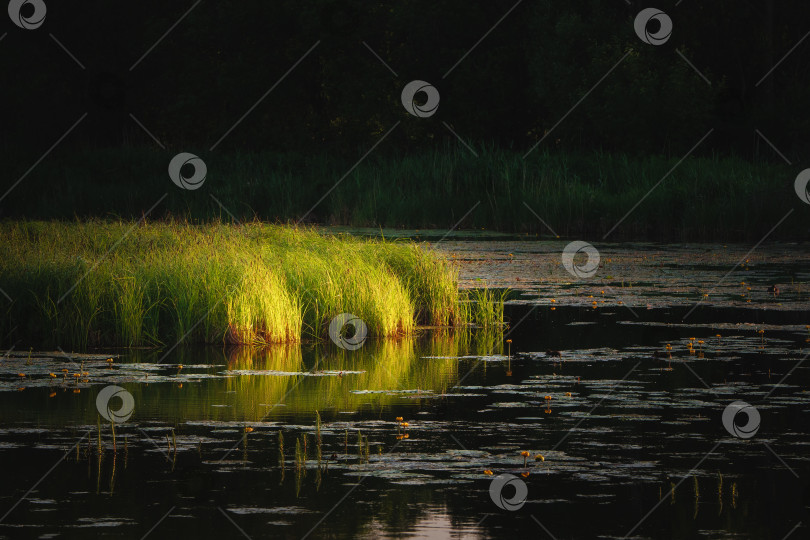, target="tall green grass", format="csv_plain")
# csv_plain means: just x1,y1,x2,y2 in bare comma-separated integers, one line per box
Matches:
0,221,501,348
1,144,802,241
